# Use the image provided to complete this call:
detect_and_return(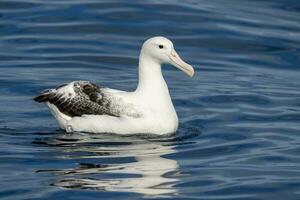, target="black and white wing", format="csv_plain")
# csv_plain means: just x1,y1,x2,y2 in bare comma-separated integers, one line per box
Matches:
34,81,127,118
